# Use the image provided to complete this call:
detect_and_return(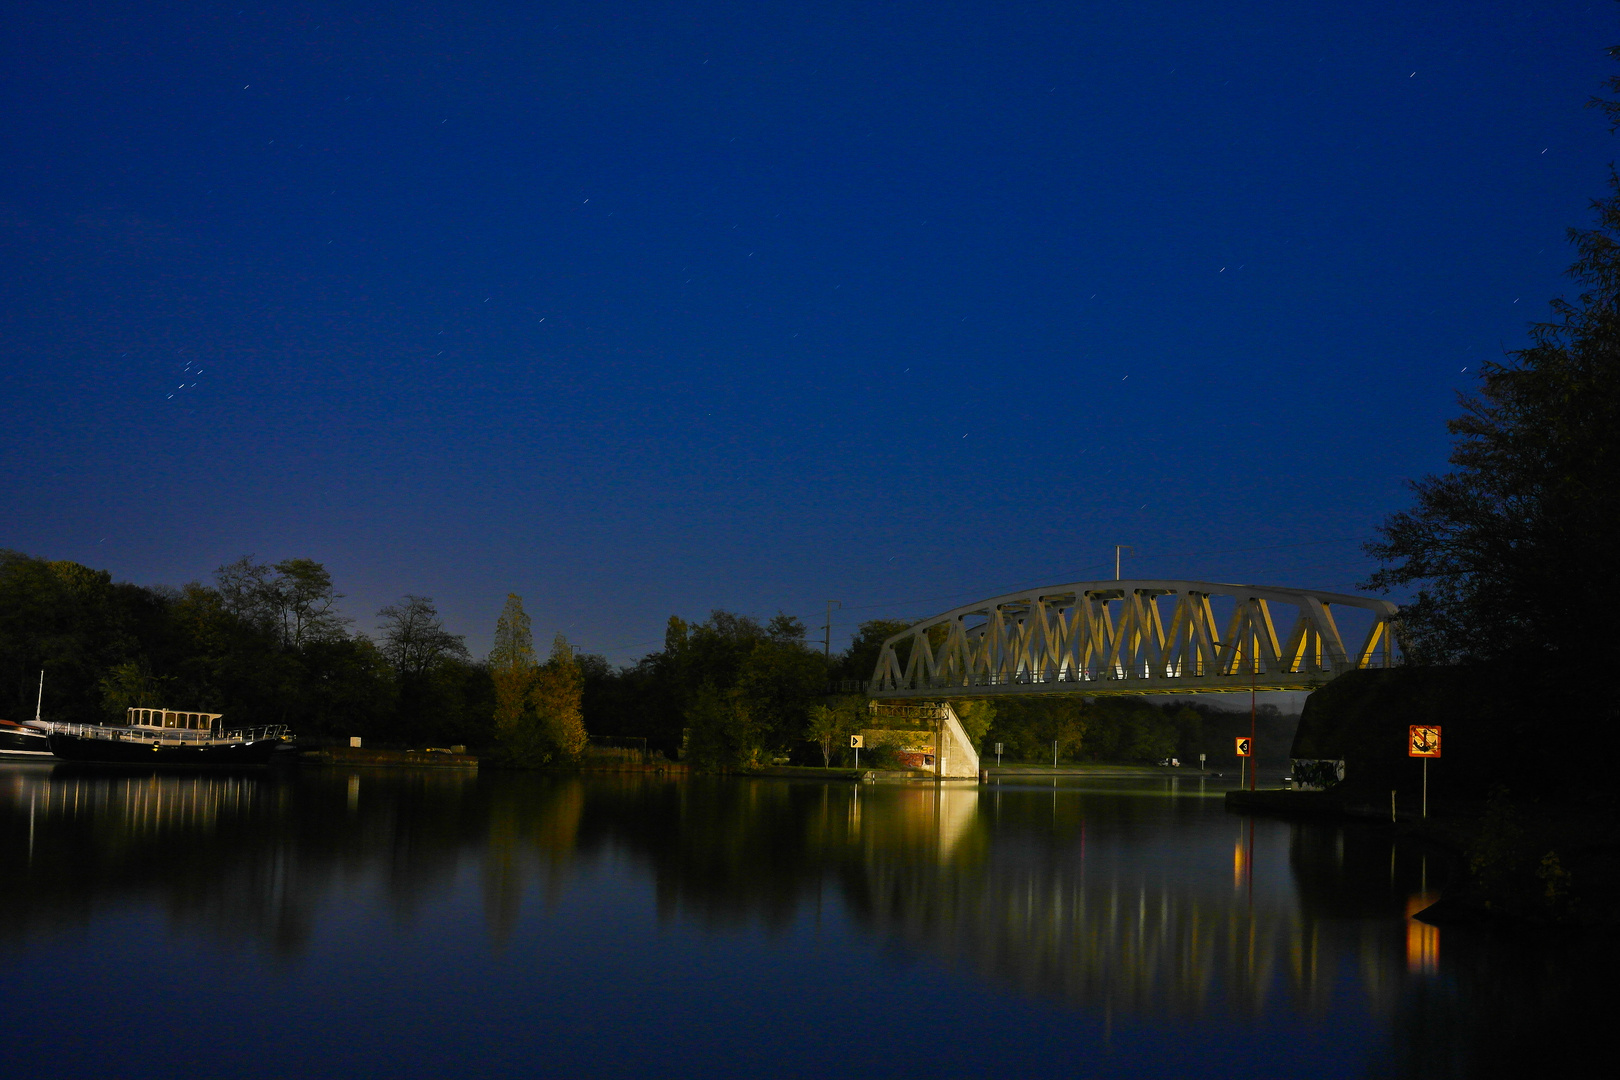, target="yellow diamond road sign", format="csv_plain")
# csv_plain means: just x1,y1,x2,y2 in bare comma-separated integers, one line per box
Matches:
1409,726,1441,758
1234,737,1251,757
